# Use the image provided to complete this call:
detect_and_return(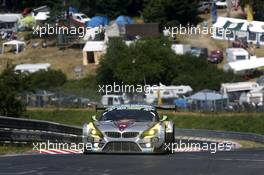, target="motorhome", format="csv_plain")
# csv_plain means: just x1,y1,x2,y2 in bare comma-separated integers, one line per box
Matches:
145,84,193,104
226,48,249,62
101,94,129,106
239,89,263,105
221,82,260,102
